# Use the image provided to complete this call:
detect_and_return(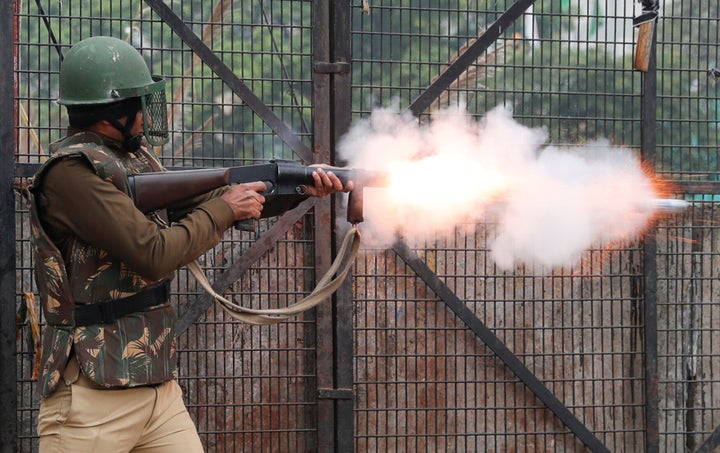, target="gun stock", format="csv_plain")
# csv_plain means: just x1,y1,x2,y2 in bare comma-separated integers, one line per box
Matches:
128,168,231,213
127,160,388,223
